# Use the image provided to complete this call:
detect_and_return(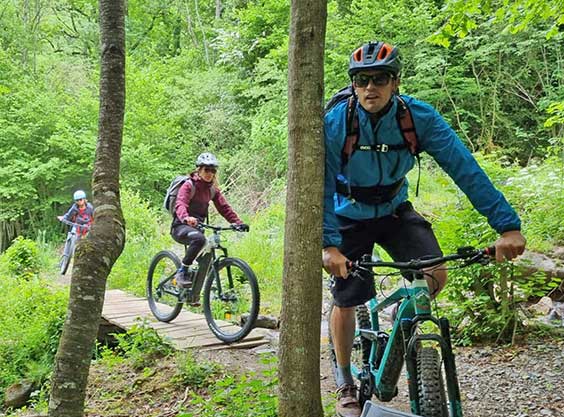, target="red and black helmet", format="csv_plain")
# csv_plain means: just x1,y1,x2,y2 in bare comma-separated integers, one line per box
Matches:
348,41,402,78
